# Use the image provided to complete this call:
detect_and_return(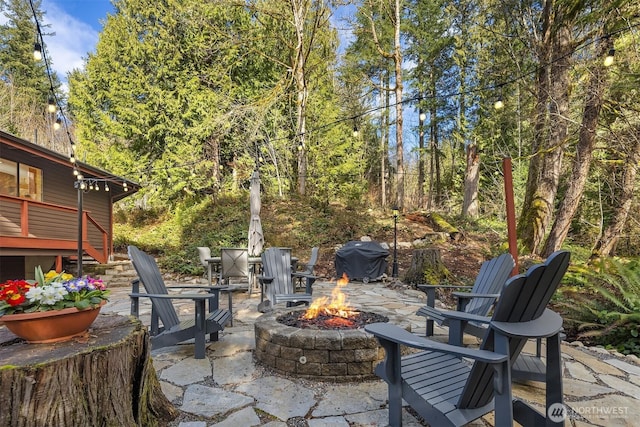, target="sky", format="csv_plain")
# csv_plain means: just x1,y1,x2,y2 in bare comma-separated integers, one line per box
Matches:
38,0,114,84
